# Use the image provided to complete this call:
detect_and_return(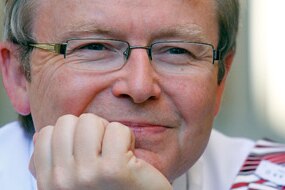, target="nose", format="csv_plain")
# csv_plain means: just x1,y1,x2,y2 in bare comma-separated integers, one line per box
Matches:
112,49,161,103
